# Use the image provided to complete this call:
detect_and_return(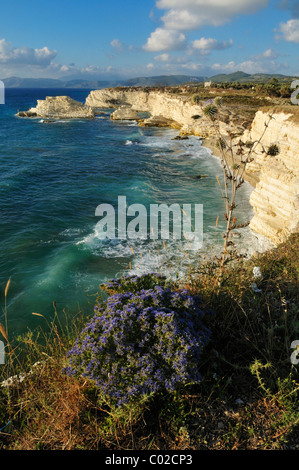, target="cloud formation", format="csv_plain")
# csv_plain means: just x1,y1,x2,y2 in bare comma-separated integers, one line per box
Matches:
144,0,269,53
191,37,233,55
0,38,57,65
143,28,187,51
155,0,270,30
276,19,299,42
110,39,125,51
